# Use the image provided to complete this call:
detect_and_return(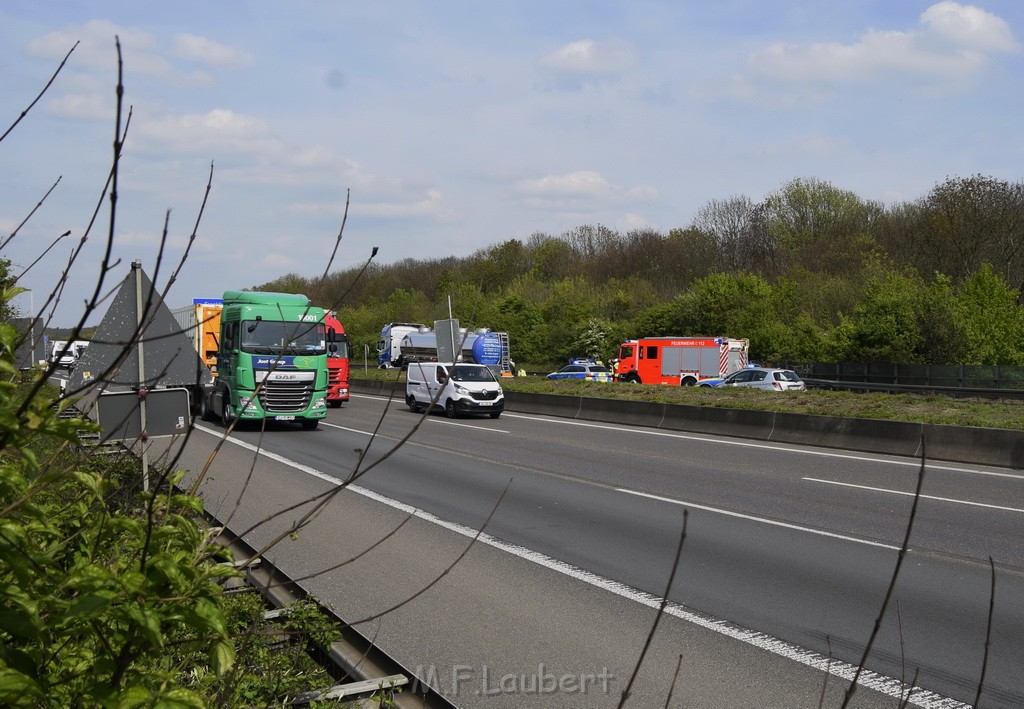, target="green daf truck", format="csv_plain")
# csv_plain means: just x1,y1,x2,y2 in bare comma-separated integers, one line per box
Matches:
202,290,328,430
